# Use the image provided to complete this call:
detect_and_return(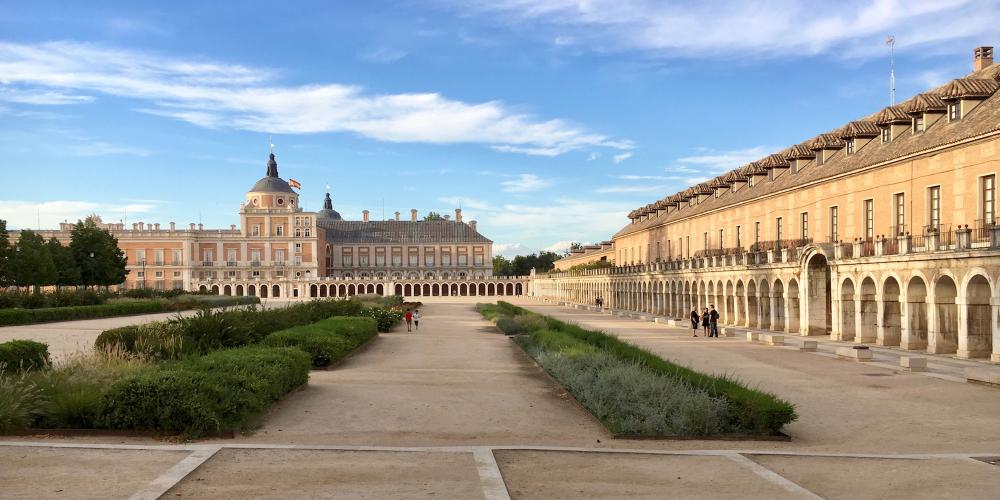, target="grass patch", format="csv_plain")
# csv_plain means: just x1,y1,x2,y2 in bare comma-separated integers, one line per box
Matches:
480,301,797,437
263,316,378,367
